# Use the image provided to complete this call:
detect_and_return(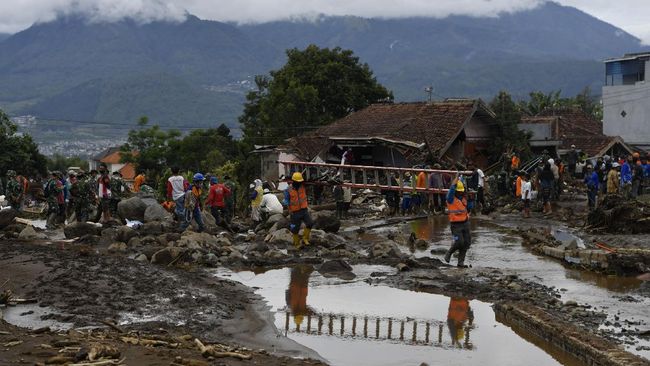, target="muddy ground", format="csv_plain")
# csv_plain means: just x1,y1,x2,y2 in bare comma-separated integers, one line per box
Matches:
1,189,650,365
